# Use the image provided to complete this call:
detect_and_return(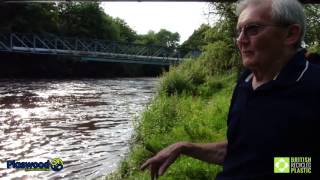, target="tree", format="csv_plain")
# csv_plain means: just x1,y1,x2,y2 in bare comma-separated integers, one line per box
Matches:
135,30,158,46
189,2,241,74
181,2,238,56
135,29,180,49
206,2,237,49
304,4,320,52
0,3,59,33
113,18,137,43
57,2,120,41
180,24,211,51
155,29,180,48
